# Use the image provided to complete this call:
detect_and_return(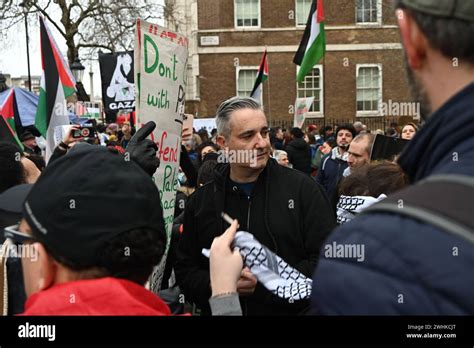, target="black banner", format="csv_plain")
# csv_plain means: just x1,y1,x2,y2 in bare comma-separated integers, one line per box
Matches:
370,134,410,161
98,51,135,122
